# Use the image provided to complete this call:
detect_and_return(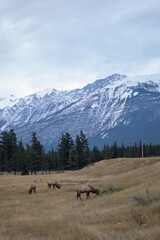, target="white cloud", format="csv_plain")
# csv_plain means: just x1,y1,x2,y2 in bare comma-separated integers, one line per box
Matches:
0,0,160,98
0,73,35,98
